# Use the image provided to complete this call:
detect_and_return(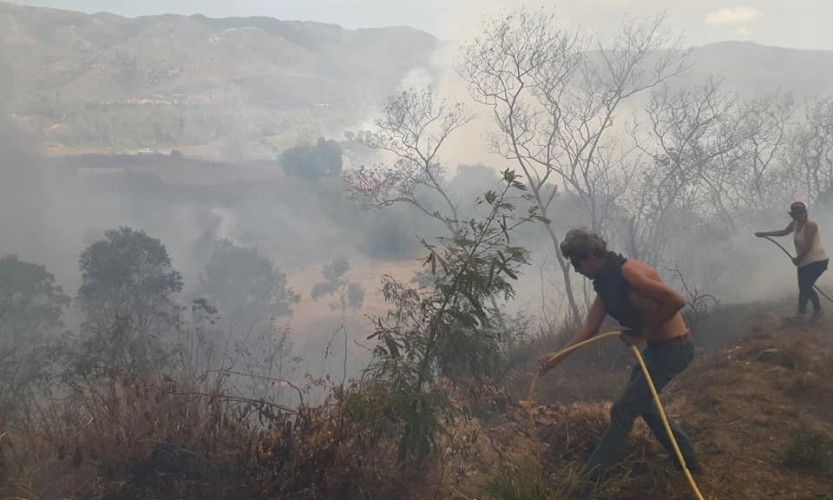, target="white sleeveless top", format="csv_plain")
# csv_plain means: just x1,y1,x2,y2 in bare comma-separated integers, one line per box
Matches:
794,221,828,267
